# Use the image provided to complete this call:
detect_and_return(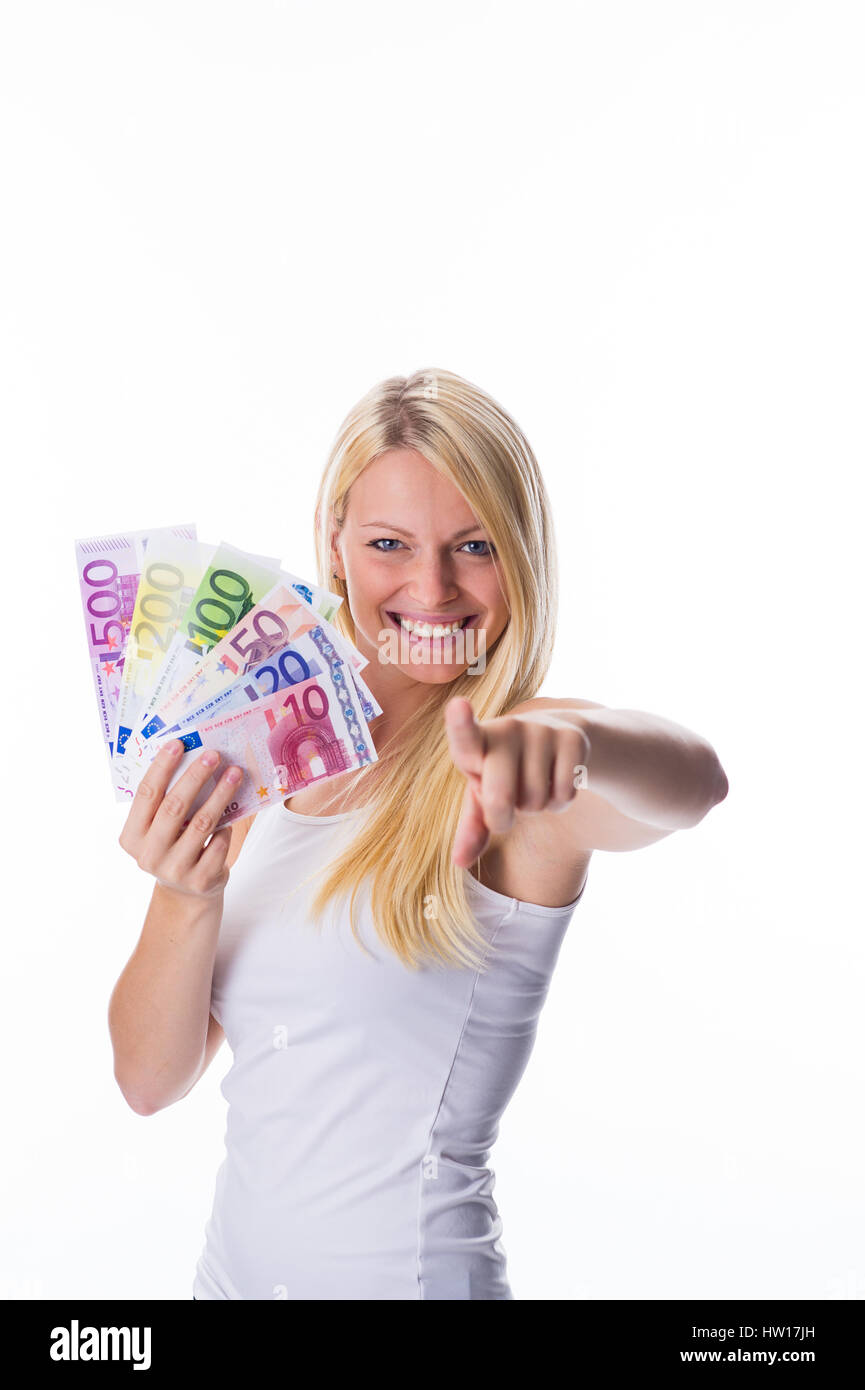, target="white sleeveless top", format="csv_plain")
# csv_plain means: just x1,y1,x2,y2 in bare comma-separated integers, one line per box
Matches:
192,797,586,1300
